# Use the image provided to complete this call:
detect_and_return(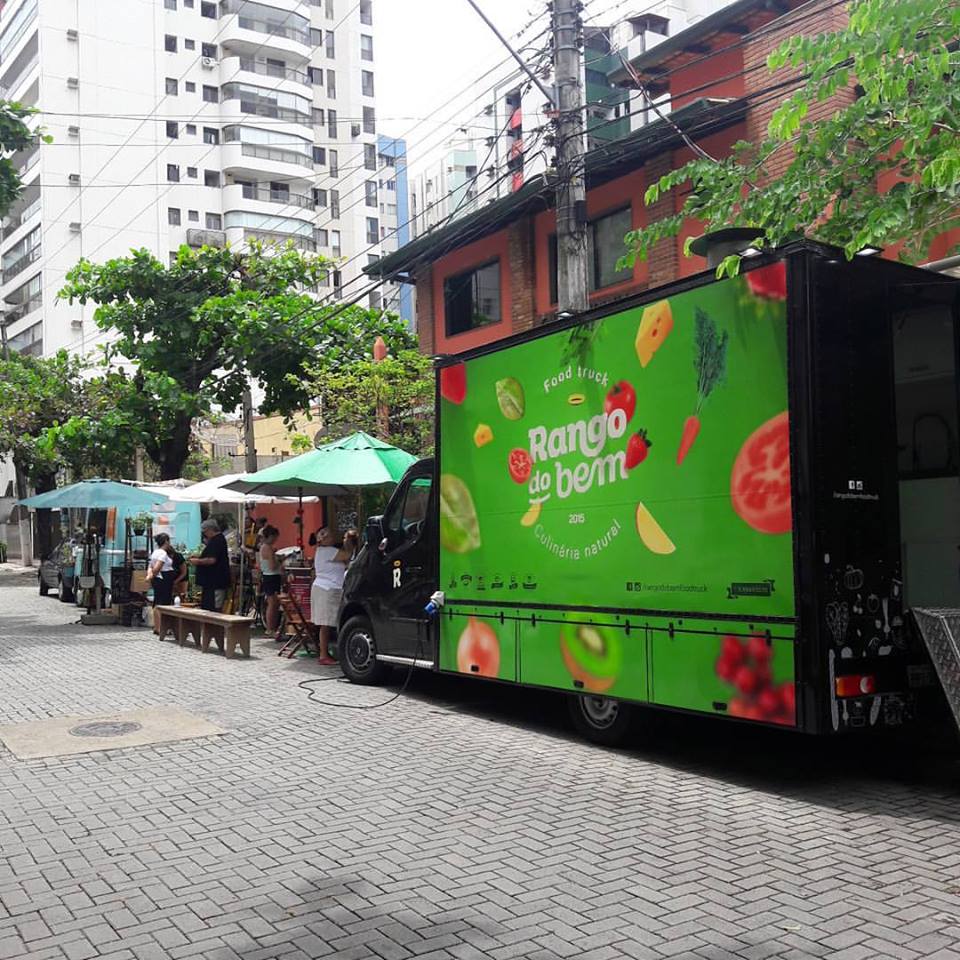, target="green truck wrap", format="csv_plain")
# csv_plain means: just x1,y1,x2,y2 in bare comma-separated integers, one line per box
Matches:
437,265,798,725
